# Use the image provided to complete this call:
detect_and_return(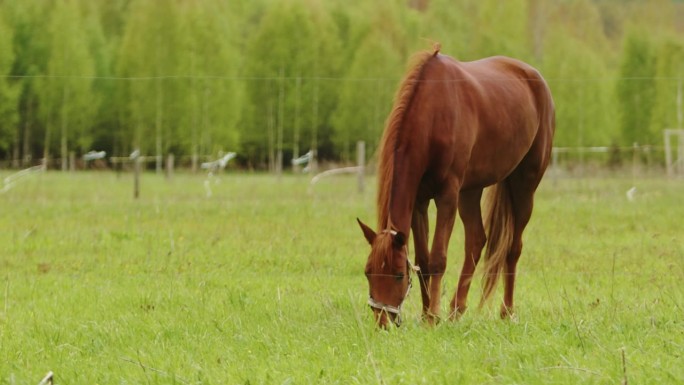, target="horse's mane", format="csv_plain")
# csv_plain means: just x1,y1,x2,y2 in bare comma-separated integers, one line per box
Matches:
376,47,439,231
